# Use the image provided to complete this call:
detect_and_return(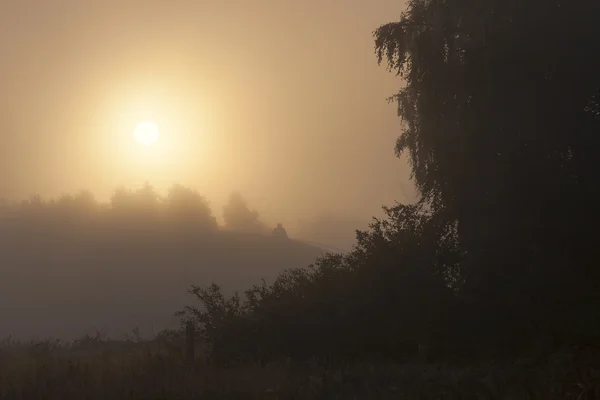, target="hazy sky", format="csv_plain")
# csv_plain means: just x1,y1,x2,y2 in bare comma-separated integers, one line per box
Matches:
0,0,413,230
